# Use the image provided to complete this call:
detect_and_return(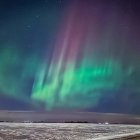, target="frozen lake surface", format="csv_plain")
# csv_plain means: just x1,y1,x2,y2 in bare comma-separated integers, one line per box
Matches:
0,123,139,140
